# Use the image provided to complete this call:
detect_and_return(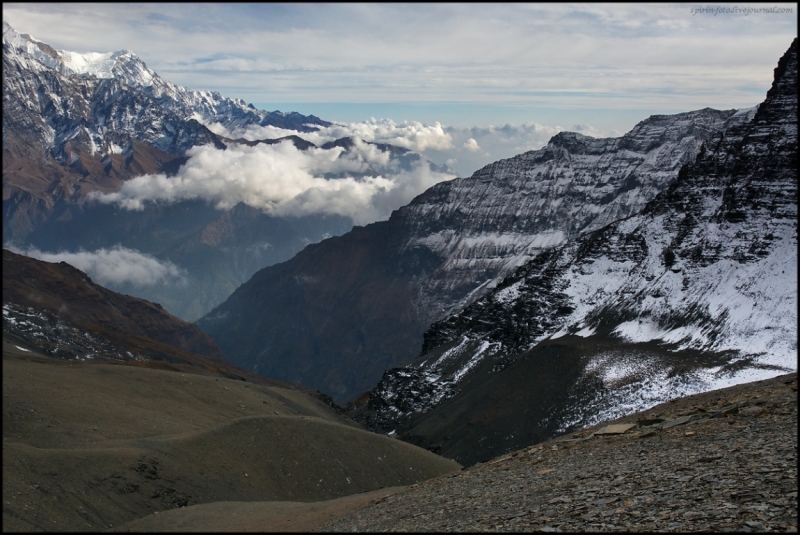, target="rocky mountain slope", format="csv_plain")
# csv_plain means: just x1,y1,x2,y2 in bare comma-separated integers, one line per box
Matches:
198,104,756,403
358,39,797,465
401,106,757,321
2,21,328,168
2,248,232,369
